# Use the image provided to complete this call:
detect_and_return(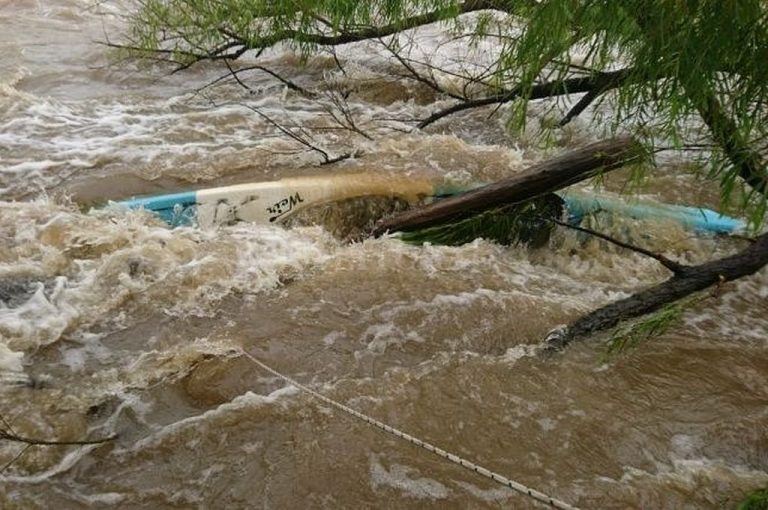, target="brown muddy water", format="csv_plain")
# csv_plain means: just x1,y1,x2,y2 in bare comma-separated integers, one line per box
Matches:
1,2,767,509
